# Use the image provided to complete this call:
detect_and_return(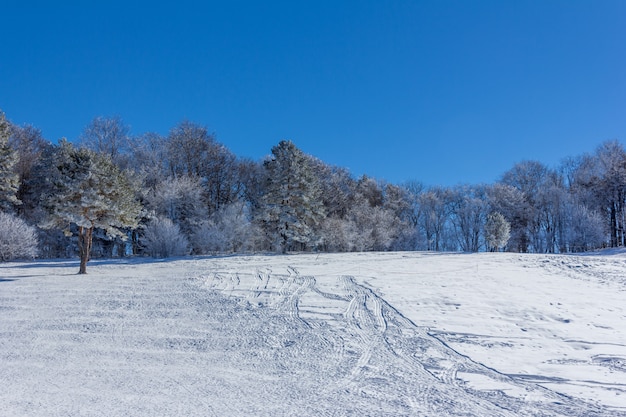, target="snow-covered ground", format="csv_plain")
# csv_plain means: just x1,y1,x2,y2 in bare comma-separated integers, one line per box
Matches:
1,252,625,416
